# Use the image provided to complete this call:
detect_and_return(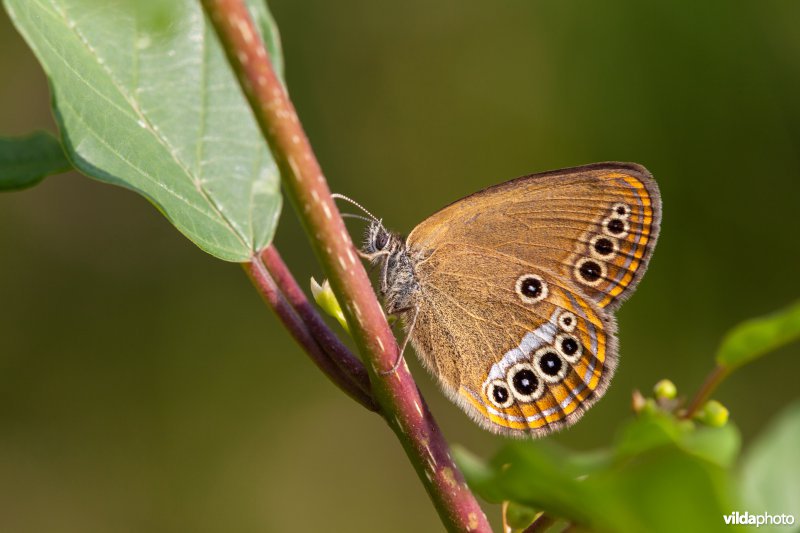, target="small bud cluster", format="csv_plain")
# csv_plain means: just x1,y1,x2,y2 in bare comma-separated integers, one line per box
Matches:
631,379,729,427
